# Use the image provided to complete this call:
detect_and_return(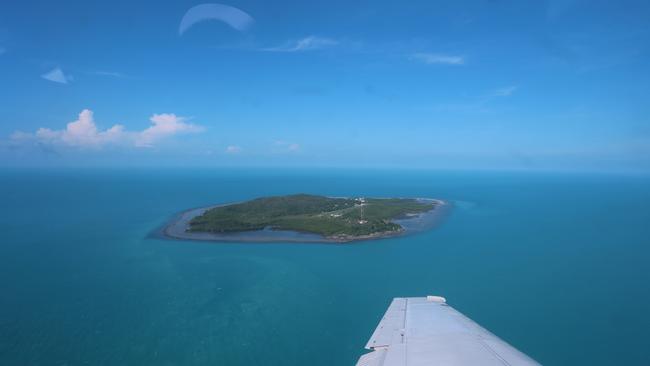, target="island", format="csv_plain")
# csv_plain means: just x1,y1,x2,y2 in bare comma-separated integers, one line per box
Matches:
160,194,449,243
